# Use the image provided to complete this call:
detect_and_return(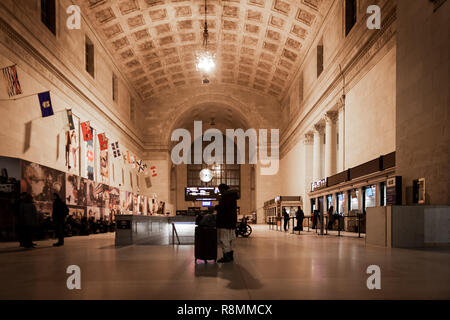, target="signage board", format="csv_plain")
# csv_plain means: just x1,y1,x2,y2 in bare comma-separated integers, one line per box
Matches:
185,187,220,201
311,178,327,192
